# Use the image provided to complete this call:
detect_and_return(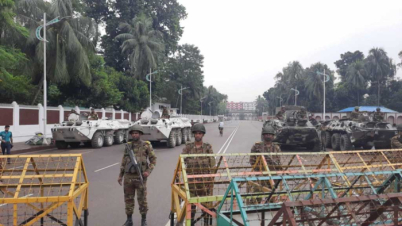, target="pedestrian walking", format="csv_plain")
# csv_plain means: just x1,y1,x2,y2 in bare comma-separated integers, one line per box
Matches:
0,125,13,164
